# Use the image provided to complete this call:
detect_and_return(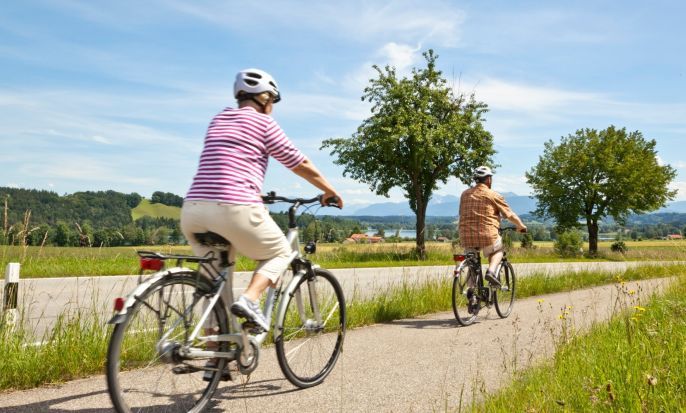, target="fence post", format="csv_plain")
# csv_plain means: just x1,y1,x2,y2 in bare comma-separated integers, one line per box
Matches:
3,262,20,331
